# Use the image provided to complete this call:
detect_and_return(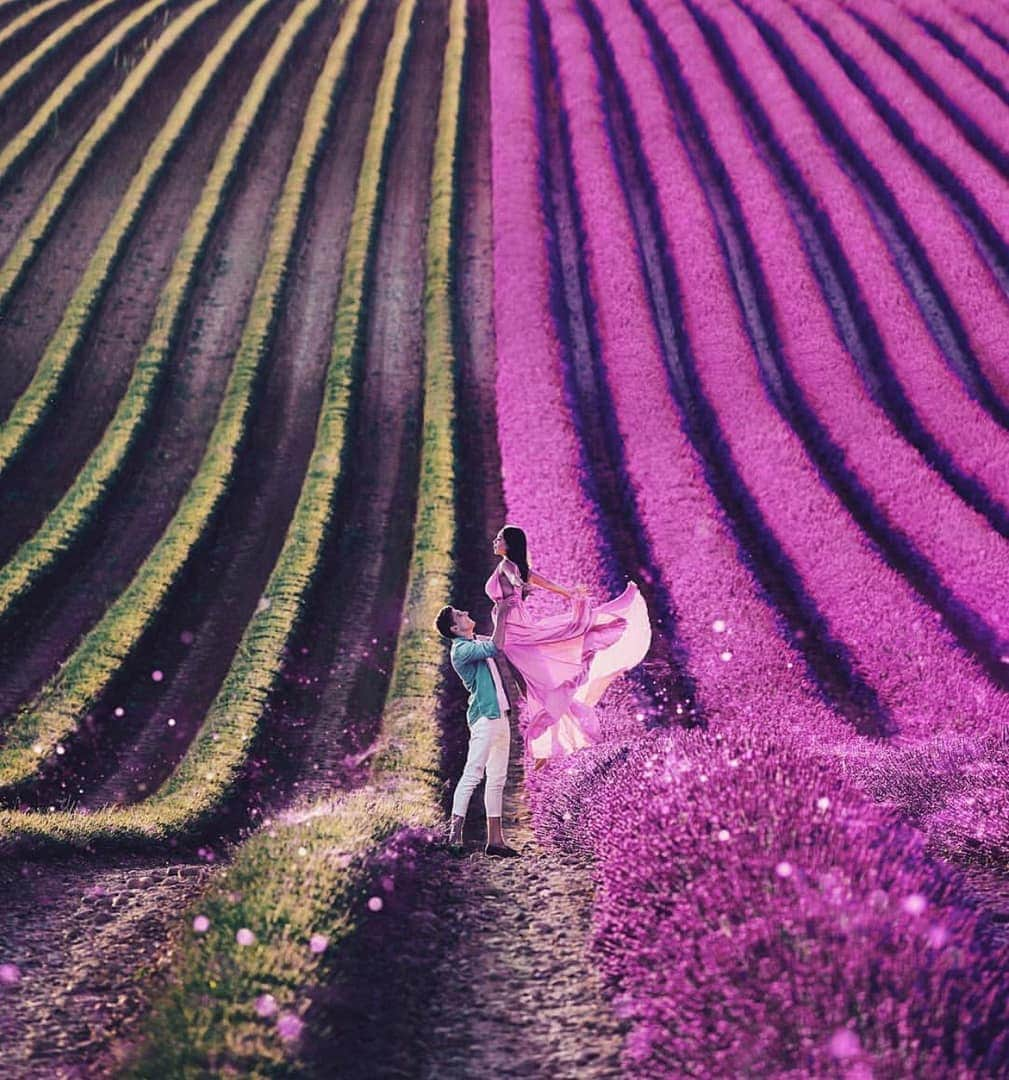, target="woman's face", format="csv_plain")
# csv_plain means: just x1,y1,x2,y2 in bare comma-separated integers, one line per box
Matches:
493,530,507,557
